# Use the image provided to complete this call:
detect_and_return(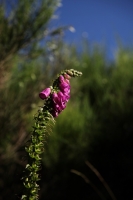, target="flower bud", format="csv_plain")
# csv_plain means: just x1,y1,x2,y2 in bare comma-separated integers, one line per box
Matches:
39,88,51,100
